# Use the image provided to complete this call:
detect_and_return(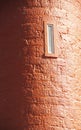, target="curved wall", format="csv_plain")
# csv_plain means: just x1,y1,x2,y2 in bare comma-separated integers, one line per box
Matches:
0,1,24,130
0,0,81,130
